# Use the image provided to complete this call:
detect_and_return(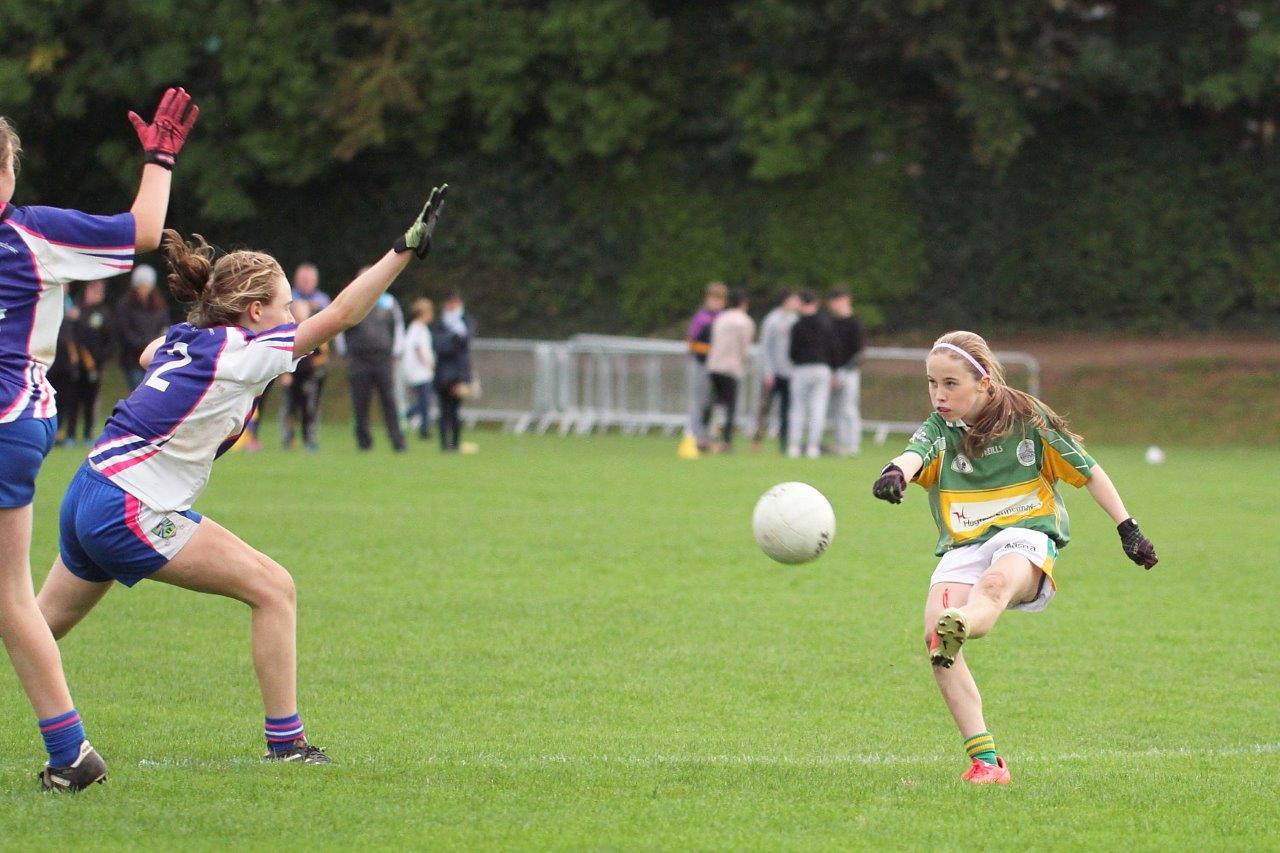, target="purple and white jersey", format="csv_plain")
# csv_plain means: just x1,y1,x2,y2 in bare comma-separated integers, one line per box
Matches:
88,322,300,512
0,203,135,422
